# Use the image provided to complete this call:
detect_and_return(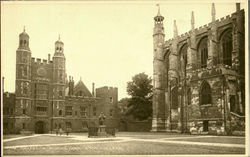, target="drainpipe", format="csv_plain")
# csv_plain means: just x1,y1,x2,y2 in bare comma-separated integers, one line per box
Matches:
222,75,227,135
170,83,172,132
